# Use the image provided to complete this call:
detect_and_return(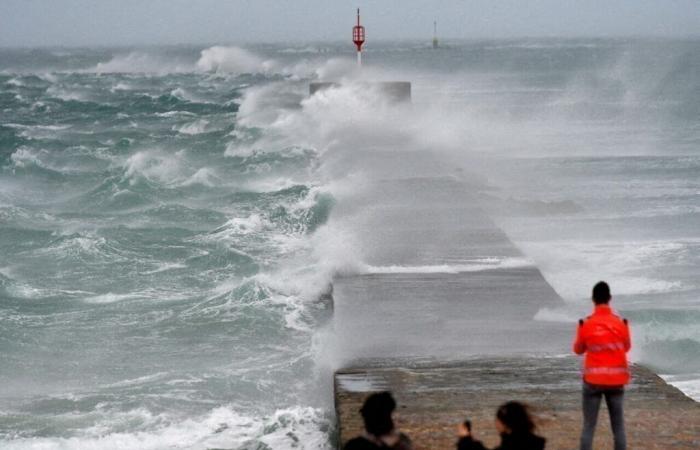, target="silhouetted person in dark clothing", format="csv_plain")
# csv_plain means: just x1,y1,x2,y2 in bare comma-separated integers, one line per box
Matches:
493,402,545,450
343,391,413,450
456,420,486,450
